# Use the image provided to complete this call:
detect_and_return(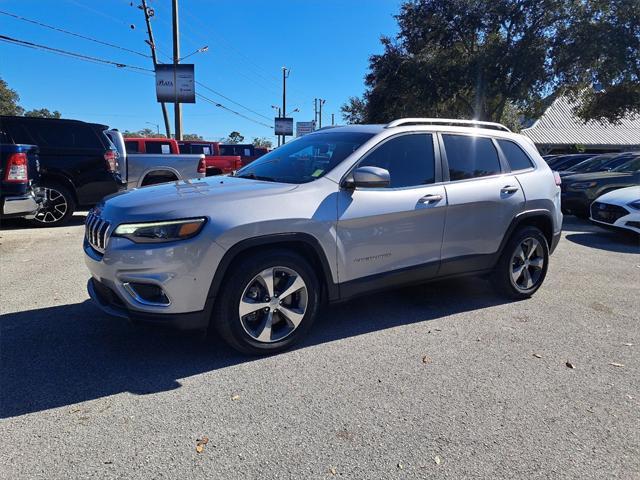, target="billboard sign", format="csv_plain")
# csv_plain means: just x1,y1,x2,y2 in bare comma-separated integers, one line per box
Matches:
274,117,294,136
296,121,316,137
155,64,195,103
